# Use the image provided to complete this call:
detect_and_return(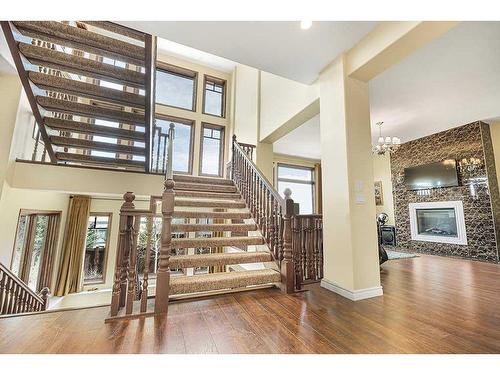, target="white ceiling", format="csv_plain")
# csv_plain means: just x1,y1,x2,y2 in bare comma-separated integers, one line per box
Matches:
273,114,321,159
120,21,378,84
369,21,500,143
